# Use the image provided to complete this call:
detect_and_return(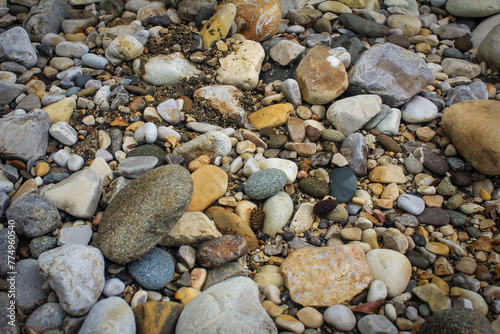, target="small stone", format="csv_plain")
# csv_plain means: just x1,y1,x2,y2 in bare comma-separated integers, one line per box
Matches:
275,314,305,333
324,305,356,331
248,104,292,130
197,235,249,268
357,315,398,334
369,164,406,184
245,168,287,200
128,247,175,290
366,249,411,297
